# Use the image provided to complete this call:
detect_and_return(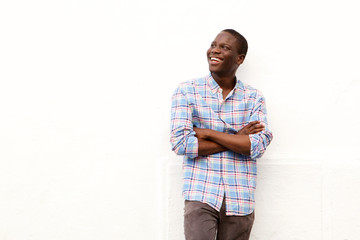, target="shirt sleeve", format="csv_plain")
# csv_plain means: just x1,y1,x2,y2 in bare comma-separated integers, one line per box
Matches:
248,92,273,159
170,86,198,159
